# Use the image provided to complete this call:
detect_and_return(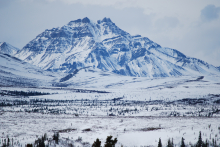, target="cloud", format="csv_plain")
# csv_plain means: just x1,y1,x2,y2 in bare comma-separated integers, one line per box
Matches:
154,17,179,31
46,0,129,7
200,4,220,22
